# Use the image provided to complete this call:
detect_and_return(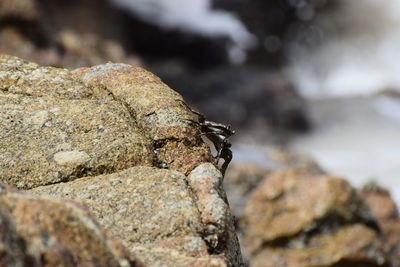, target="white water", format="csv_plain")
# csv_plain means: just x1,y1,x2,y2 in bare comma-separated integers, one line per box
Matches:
288,0,400,204
108,0,256,63
109,0,400,203
289,0,400,99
